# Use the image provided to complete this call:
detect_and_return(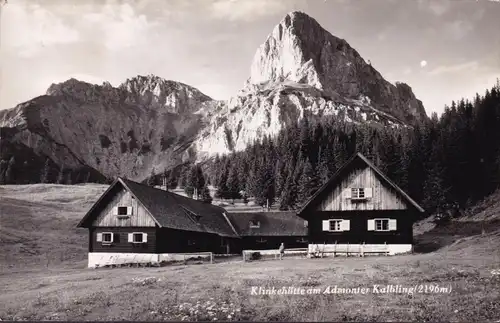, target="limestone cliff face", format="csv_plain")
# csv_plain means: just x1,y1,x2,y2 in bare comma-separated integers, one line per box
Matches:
246,11,426,123
0,75,220,181
0,11,428,182
192,11,427,158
